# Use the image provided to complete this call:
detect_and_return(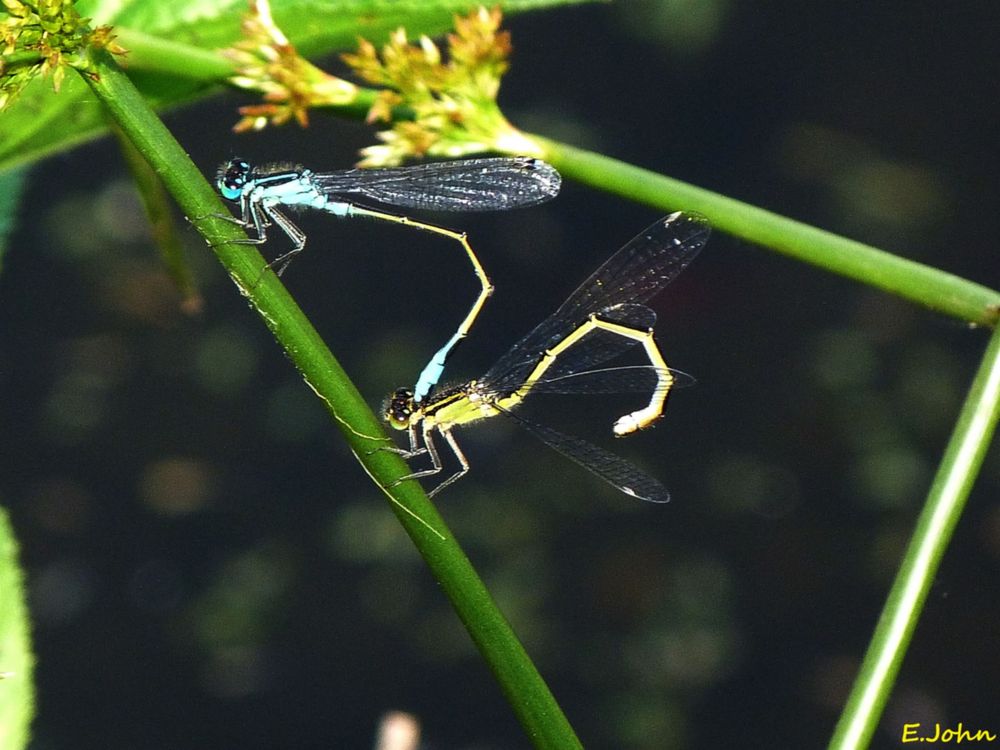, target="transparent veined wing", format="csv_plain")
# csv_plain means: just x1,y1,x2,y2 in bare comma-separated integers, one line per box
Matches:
494,403,670,503
480,213,709,395
509,364,696,396
311,157,561,211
